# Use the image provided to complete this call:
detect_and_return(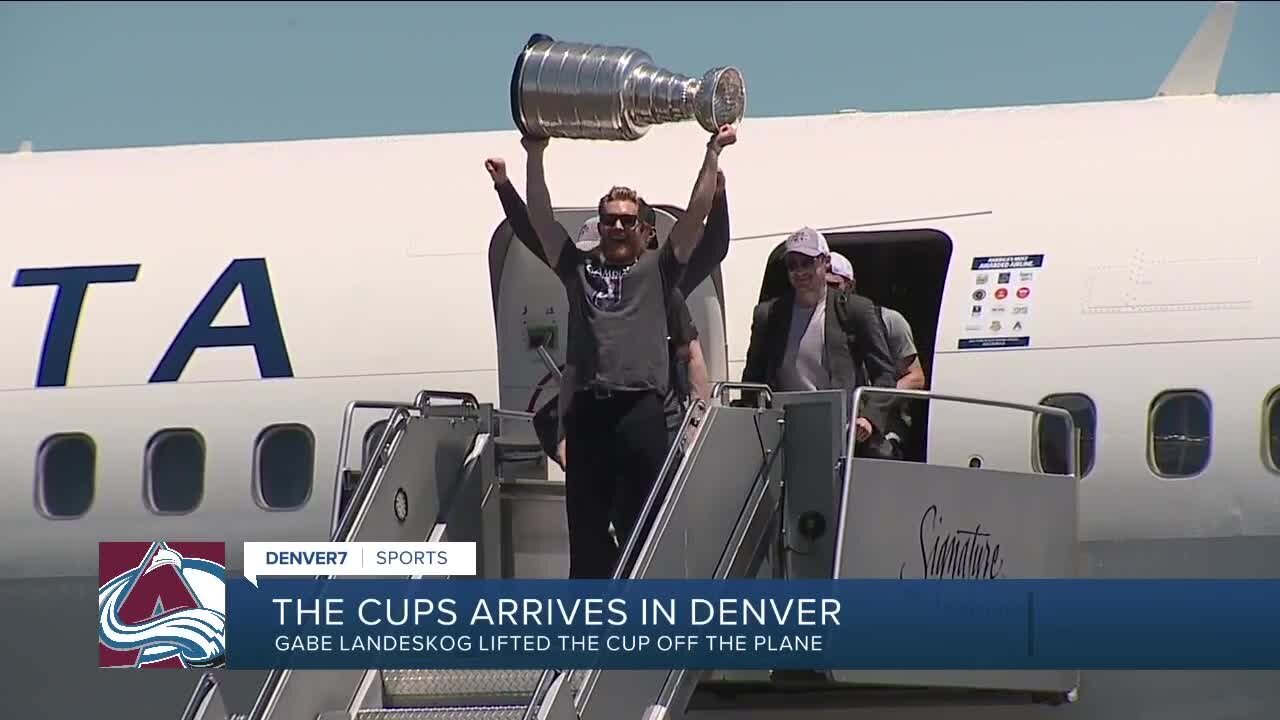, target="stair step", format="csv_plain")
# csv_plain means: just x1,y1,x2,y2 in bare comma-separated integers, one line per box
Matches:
358,708,526,720
382,670,542,707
